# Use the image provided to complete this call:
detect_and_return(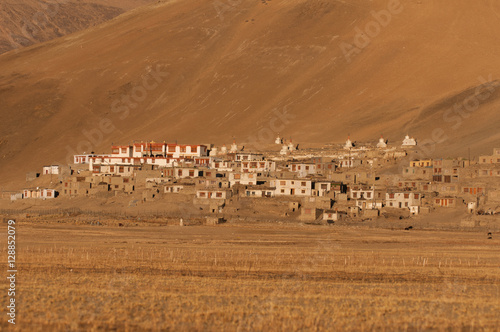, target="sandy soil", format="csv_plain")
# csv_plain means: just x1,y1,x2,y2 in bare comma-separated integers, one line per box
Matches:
0,220,498,330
